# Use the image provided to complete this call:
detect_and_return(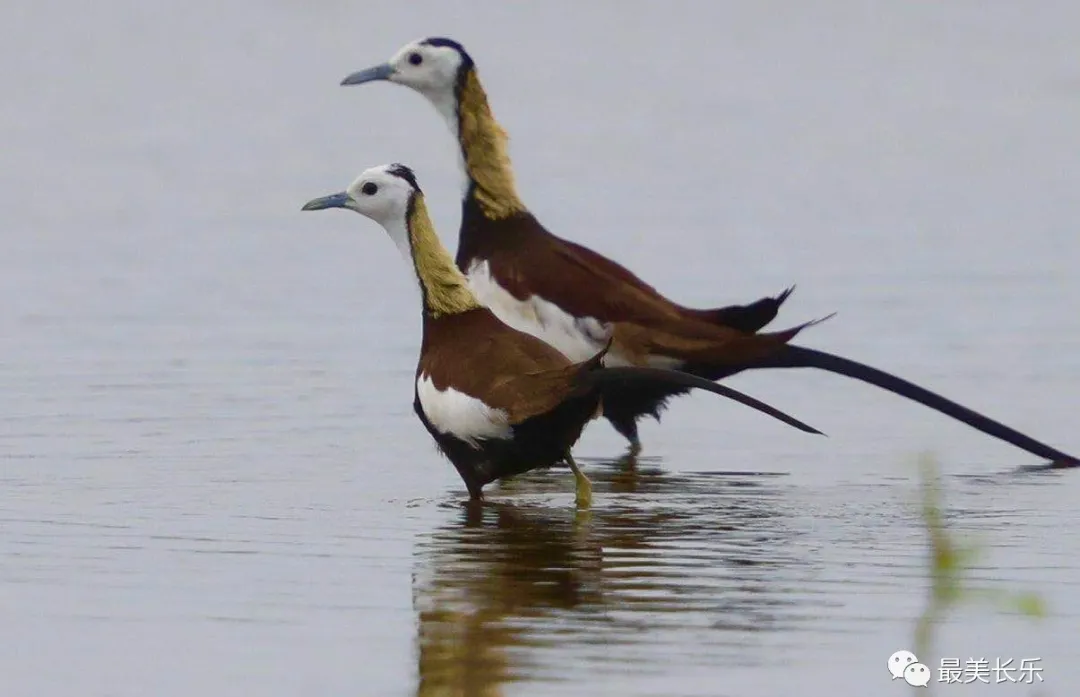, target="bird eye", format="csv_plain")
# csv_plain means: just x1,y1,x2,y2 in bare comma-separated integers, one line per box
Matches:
408,52,423,66
361,182,378,195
